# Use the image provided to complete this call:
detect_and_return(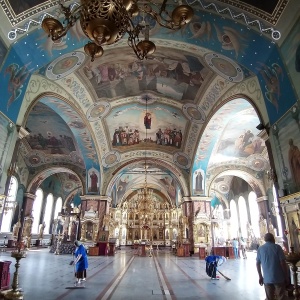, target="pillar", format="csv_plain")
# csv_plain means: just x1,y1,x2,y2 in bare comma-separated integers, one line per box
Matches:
18,193,35,245
0,126,30,231
181,196,212,254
